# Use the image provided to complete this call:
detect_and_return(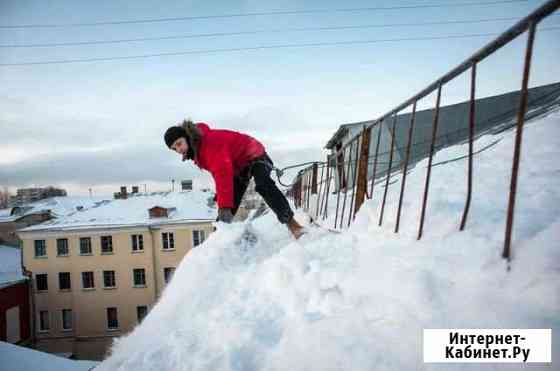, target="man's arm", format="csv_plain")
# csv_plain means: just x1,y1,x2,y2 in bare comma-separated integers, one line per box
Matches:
209,152,235,210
